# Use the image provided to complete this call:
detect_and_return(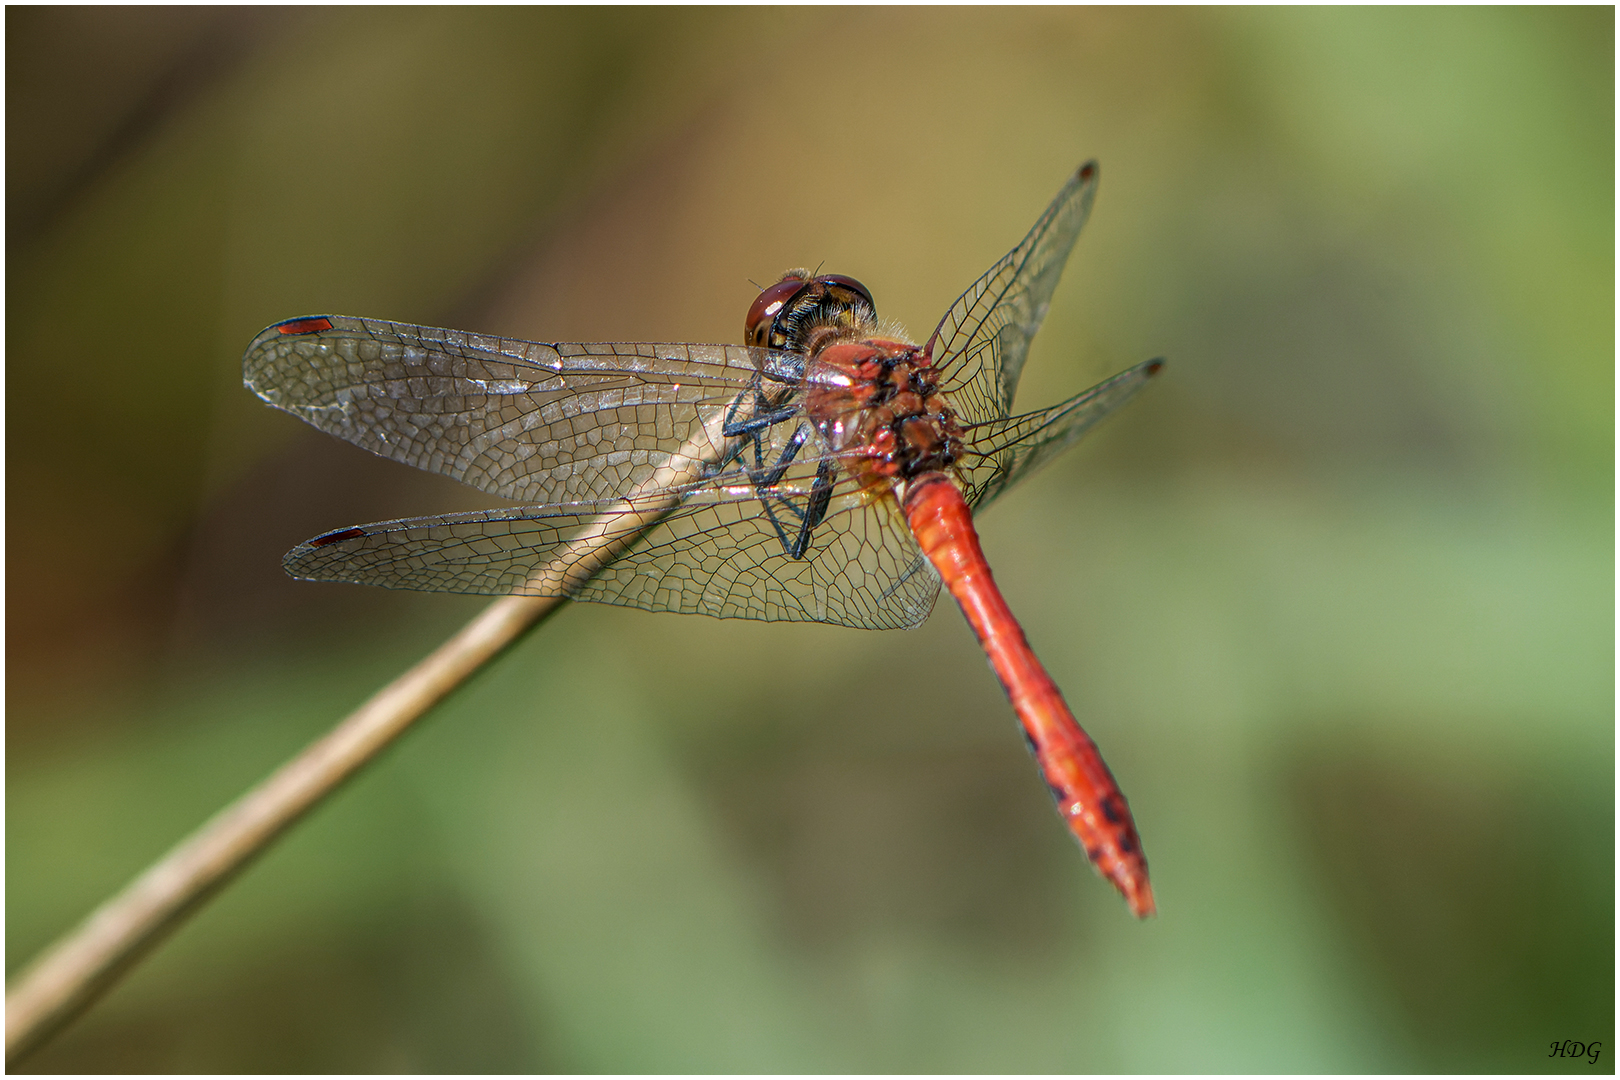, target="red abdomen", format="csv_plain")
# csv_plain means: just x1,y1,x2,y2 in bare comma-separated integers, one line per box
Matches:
902,473,1155,917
